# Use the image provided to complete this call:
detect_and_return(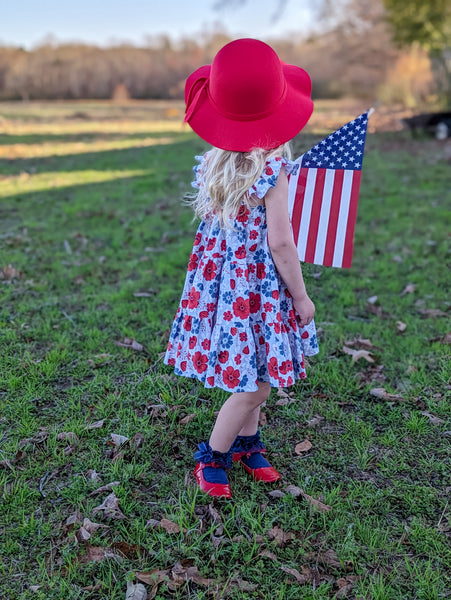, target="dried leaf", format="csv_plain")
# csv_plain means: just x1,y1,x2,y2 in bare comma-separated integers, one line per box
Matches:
92,492,125,519
295,439,313,454
82,518,108,534
126,582,147,600
370,388,406,402
171,561,216,587
267,525,294,546
81,582,103,592
88,481,120,496
110,433,129,446
259,549,277,560
75,527,91,543
160,518,181,534
1,264,20,279
86,419,105,430
114,337,143,351
440,332,451,344
336,575,358,598
306,414,324,427
135,569,169,586
268,490,286,498
79,545,107,563
229,578,258,592
342,346,374,364
400,283,416,296
421,411,445,425
285,485,303,497
367,295,378,304
86,469,101,481
57,431,78,442
131,433,145,449
280,565,311,584
179,413,196,425
290,488,332,512
396,321,407,333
